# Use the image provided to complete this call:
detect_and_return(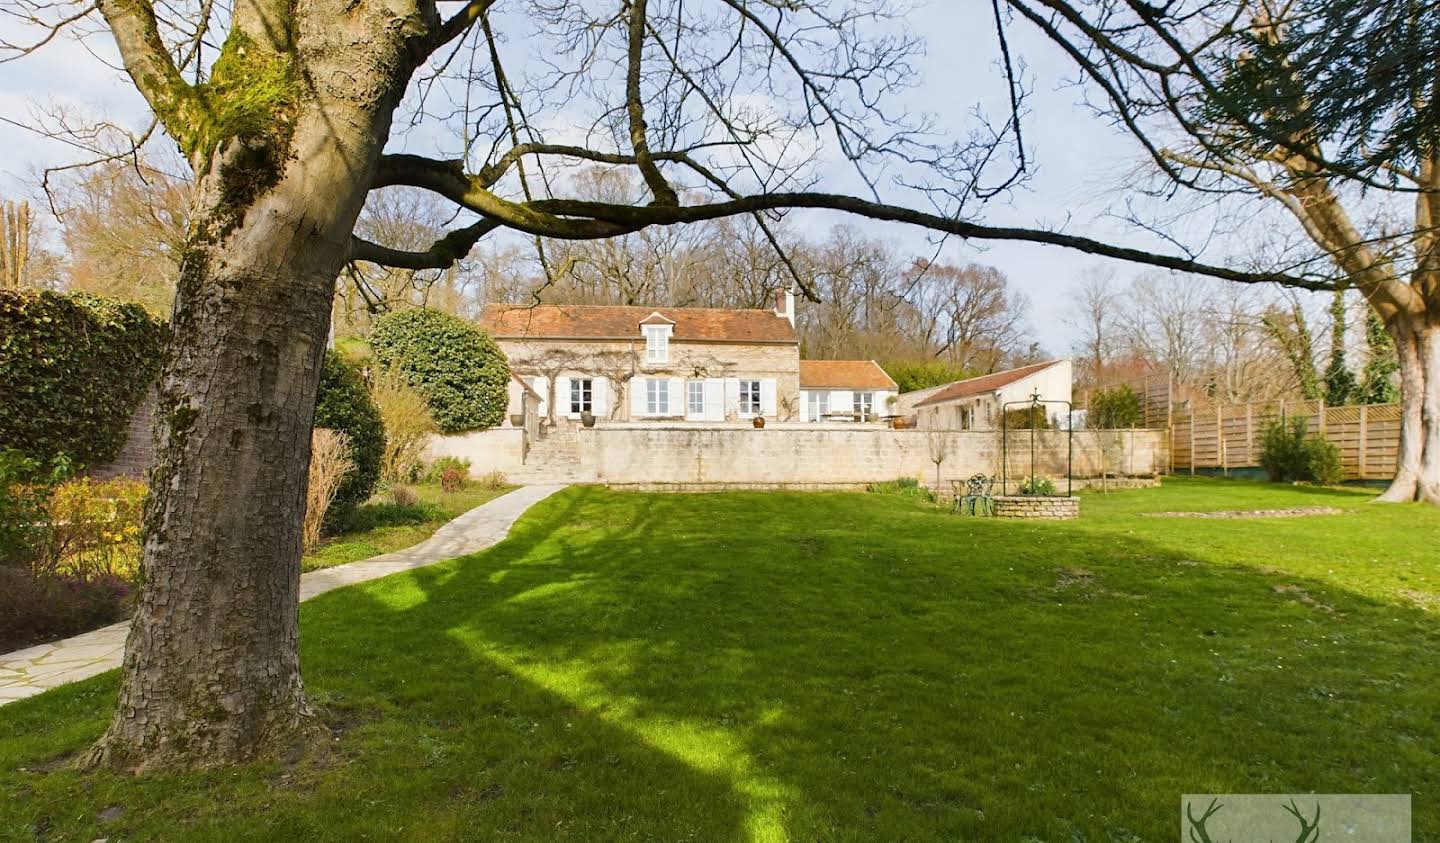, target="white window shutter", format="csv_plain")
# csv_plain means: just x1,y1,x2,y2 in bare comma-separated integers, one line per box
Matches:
592,378,608,418
705,378,724,421
668,378,683,416
530,377,548,417
631,379,647,417
760,379,777,416
832,390,852,417
555,376,571,416
724,378,740,417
